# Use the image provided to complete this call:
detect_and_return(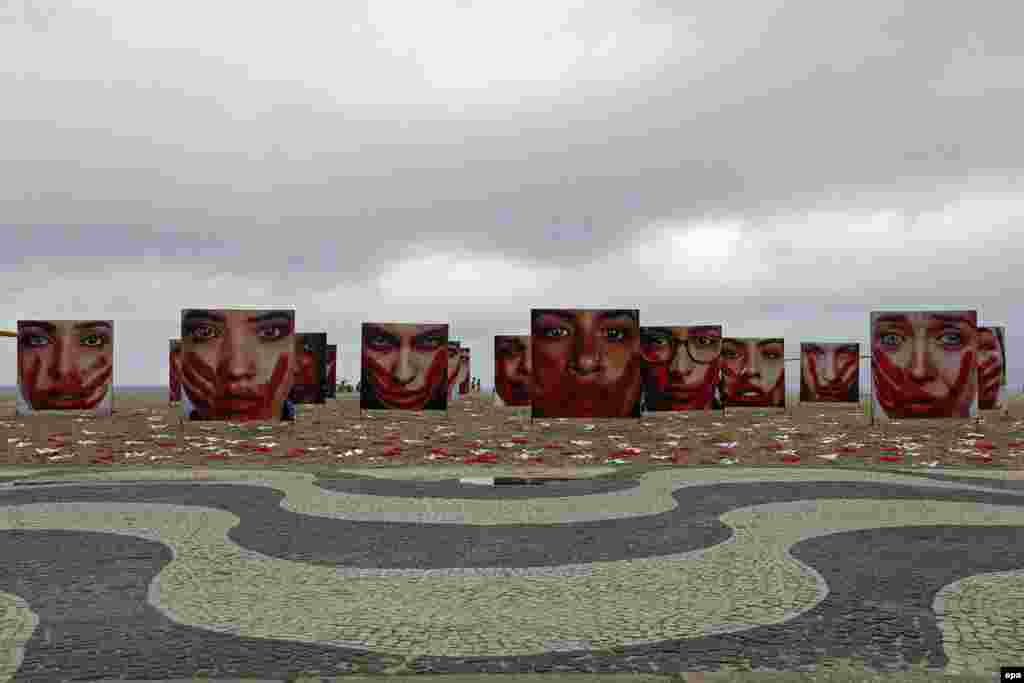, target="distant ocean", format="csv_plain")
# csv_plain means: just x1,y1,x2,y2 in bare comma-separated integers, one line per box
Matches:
0,385,169,392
